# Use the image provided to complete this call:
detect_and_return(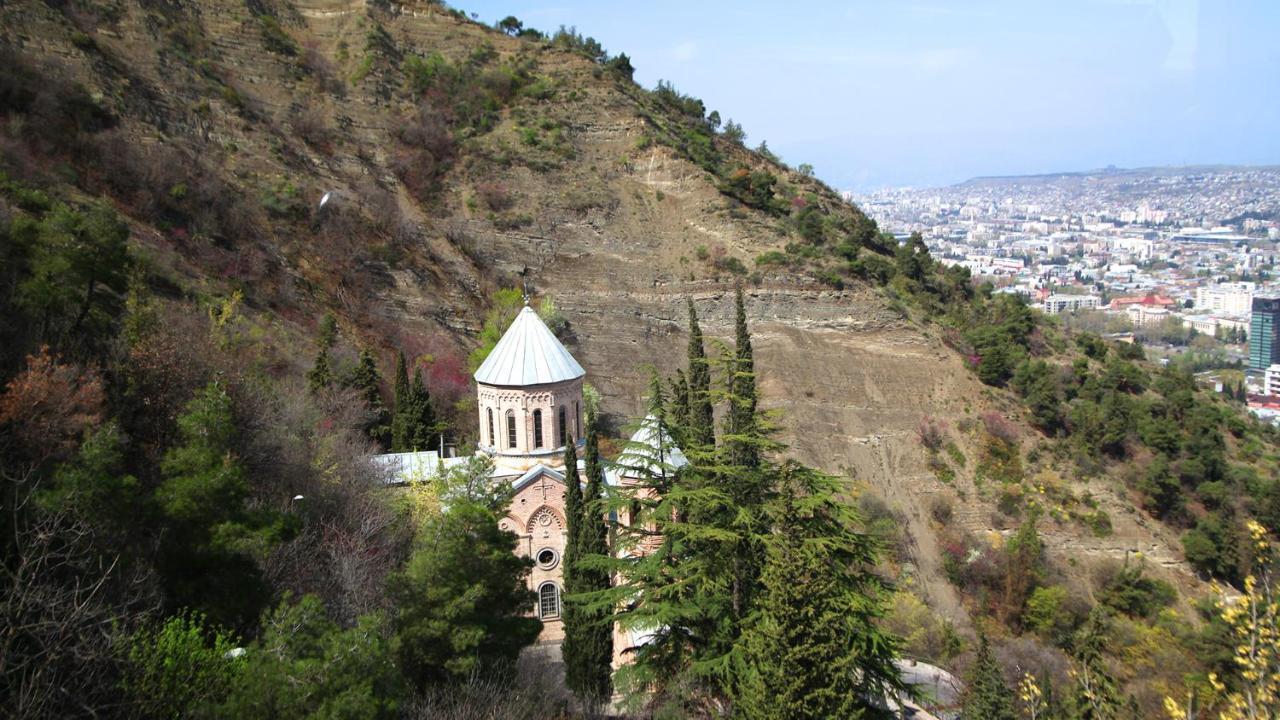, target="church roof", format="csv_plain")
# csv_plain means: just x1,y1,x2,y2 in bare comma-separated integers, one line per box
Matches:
606,414,688,486
474,305,585,387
